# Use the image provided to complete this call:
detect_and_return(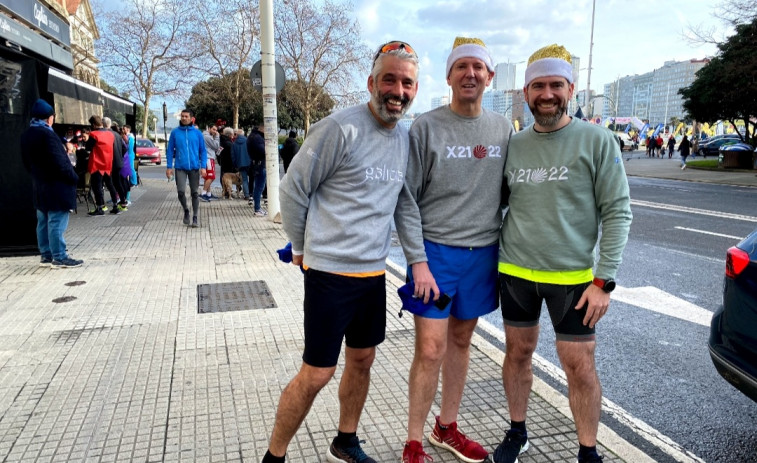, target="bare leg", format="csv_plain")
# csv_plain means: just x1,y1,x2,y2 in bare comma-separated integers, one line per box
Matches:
407,317,448,442
337,346,376,432
268,363,336,456
502,325,539,421
556,340,601,446
439,316,478,424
